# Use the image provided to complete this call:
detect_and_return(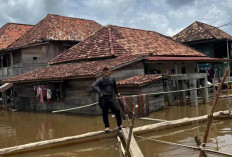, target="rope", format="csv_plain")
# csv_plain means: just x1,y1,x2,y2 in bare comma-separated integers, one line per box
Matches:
135,135,232,156
52,84,232,113
52,102,99,113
